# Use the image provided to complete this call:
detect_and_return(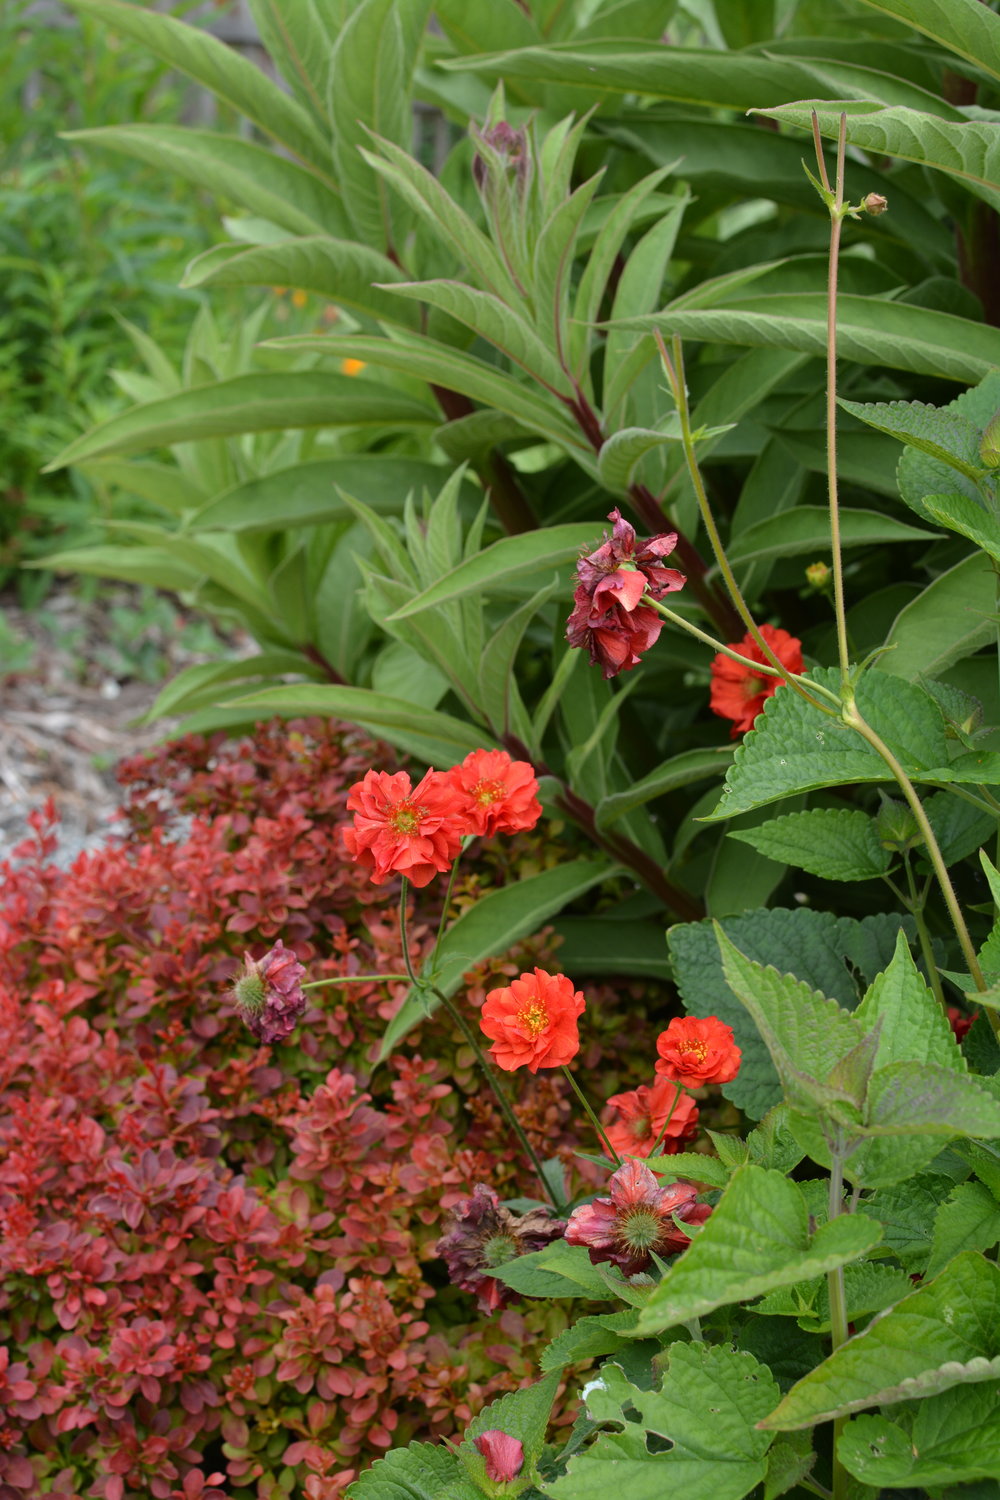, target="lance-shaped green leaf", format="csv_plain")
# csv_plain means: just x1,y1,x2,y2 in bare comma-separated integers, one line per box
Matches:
728,808,890,883
35,544,199,592
227,683,491,766
716,927,869,1116
378,858,618,1058
597,418,734,494
547,1344,778,1500
923,491,1000,566
855,0,1000,86
839,1382,1000,1489
753,102,1000,212
383,280,573,392
190,458,451,533
705,667,954,822
247,0,339,120
595,747,734,831
46,374,436,471
635,1166,880,1335
61,0,333,174
385,524,600,619
877,551,997,680
630,293,1000,385
838,396,989,482
81,458,204,515
182,237,419,328
727,506,938,565
141,653,320,725
760,1251,1000,1429
479,582,557,737
64,125,347,238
